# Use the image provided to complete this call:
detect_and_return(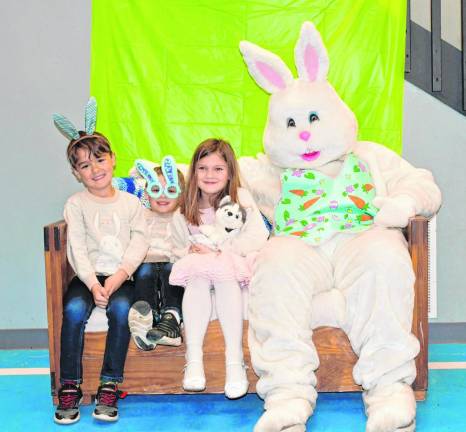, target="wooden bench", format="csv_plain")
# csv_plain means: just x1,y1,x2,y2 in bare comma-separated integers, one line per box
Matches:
44,217,429,404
